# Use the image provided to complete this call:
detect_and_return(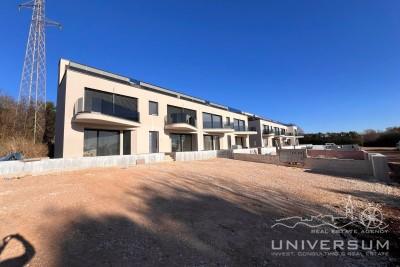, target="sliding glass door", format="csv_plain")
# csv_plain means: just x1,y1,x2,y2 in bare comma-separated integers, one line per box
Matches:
84,129,120,156
235,136,244,148
204,135,220,150
170,134,193,152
